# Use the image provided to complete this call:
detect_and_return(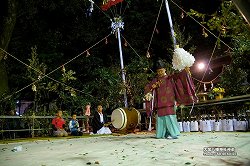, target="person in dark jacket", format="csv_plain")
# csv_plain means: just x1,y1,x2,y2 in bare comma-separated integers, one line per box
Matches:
92,105,112,134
